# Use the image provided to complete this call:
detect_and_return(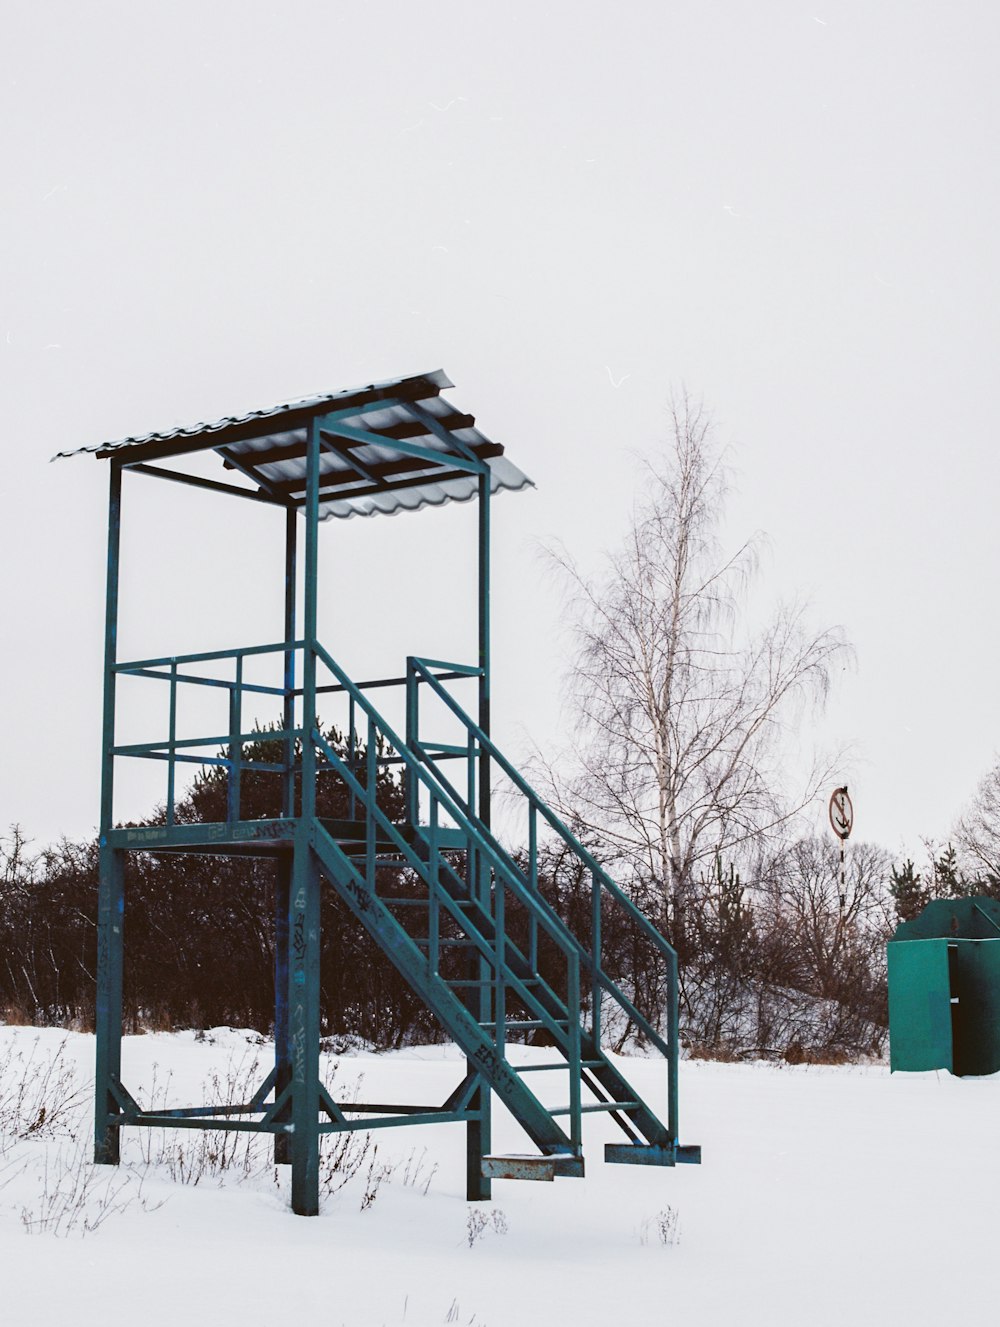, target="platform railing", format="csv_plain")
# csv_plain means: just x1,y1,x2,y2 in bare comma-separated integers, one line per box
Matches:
108,641,471,830
112,640,298,829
